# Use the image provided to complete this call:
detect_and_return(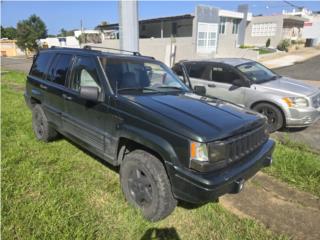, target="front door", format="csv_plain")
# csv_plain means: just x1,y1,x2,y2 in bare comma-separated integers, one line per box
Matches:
62,54,117,162
207,63,246,106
